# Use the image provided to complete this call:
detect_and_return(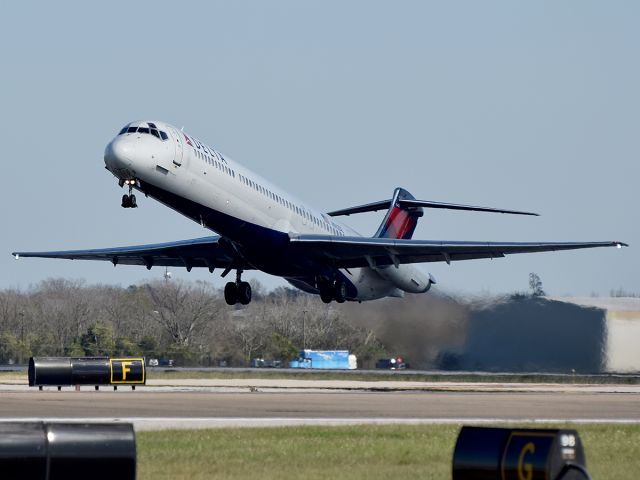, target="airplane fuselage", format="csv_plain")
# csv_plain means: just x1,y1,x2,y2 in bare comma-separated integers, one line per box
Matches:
103,120,432,301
